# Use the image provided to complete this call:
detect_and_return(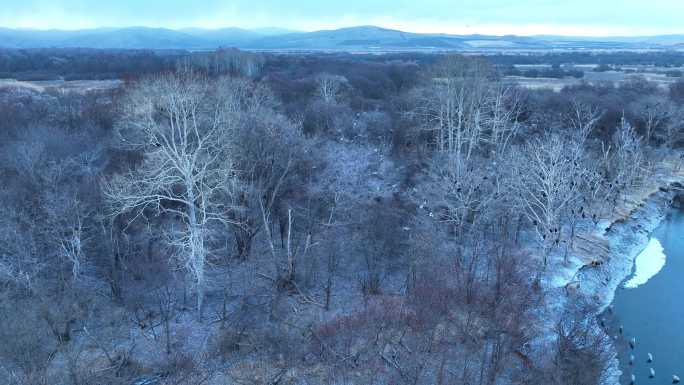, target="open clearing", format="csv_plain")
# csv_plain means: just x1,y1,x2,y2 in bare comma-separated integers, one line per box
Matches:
0,78,123,94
